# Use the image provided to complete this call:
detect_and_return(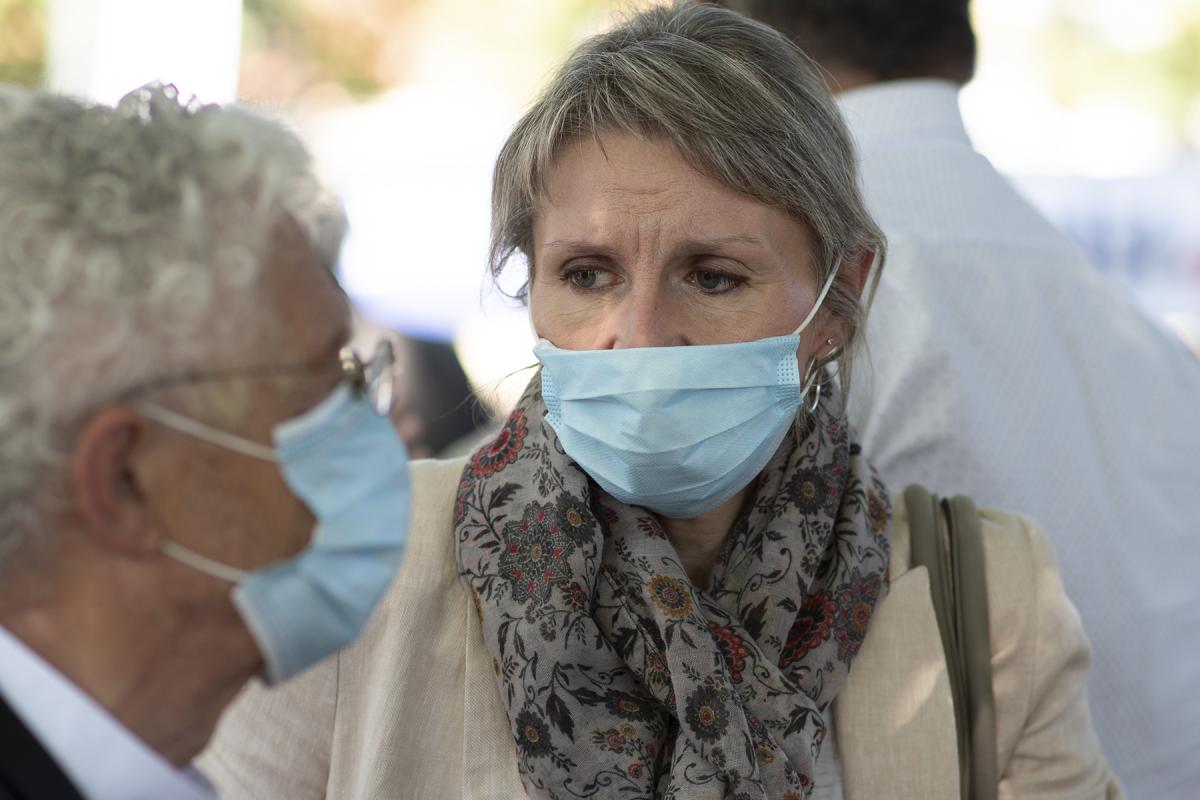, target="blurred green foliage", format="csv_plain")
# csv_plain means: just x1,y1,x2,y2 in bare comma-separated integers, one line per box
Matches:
0,0,44,87
240,0,615,104
1042,8,1200,131
241,0,422,101
2,0,1196,142
0,0,610,102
